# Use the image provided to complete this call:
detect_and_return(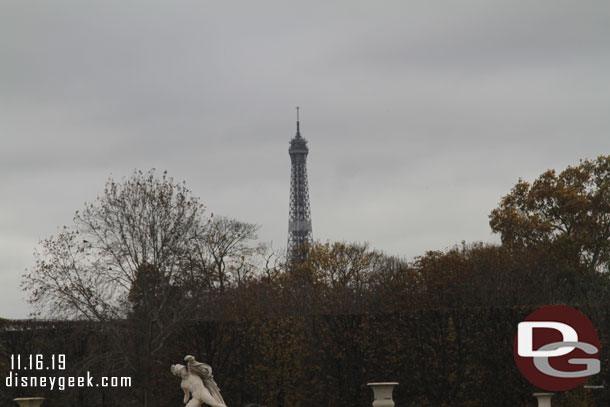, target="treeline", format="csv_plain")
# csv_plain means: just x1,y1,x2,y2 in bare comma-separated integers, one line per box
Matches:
6,156,610,406
1,306,610,407
3,241,610,407
212,240,610,320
